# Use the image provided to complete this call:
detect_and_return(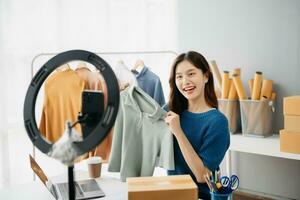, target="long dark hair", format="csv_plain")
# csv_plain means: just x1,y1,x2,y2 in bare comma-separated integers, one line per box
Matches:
168,51,218,114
